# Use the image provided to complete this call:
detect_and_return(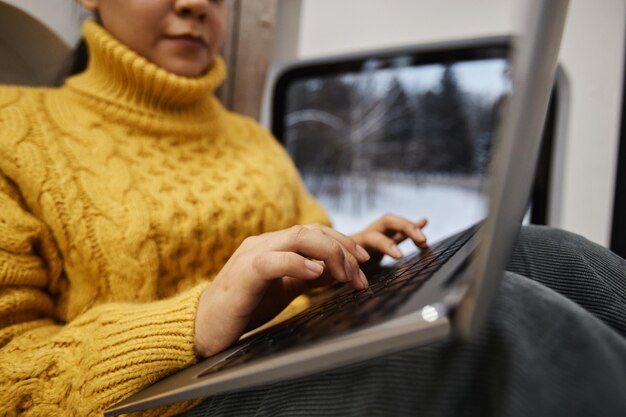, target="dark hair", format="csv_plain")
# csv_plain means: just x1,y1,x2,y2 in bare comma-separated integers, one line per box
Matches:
68,38,89,76
67,3,99,77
